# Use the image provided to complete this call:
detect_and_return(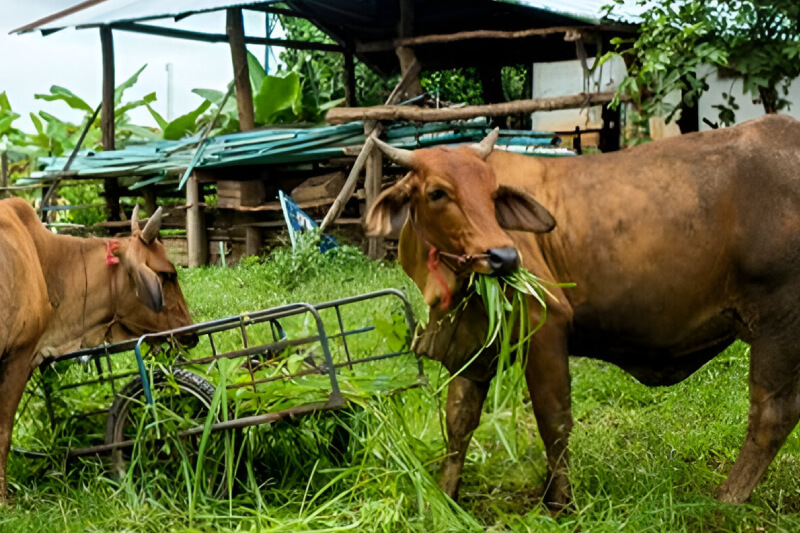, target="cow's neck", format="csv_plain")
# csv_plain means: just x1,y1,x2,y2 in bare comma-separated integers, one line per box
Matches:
31,230,120,358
